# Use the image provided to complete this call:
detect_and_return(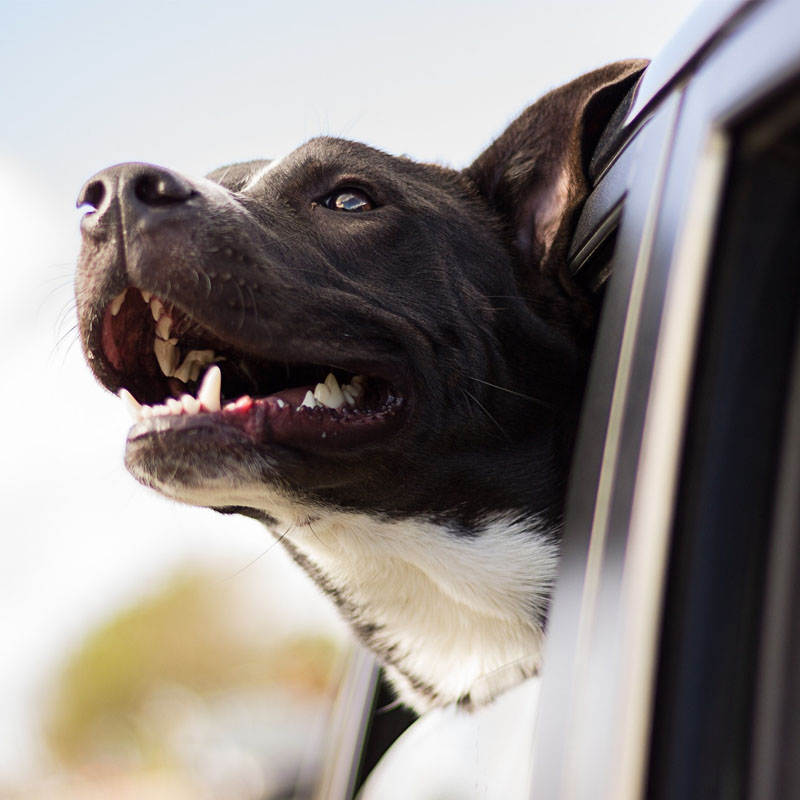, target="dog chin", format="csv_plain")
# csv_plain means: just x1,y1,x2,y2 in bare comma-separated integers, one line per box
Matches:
123,426,297,516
